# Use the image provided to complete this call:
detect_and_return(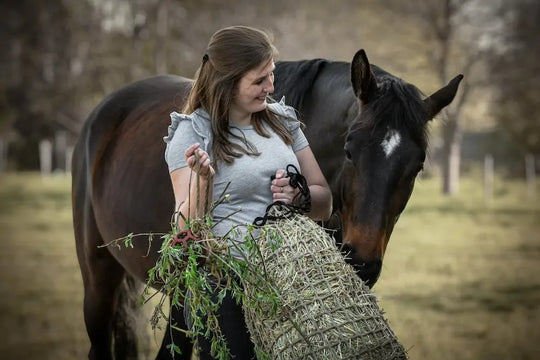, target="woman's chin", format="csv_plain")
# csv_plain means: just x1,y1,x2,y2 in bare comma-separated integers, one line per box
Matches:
253,100,267,113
